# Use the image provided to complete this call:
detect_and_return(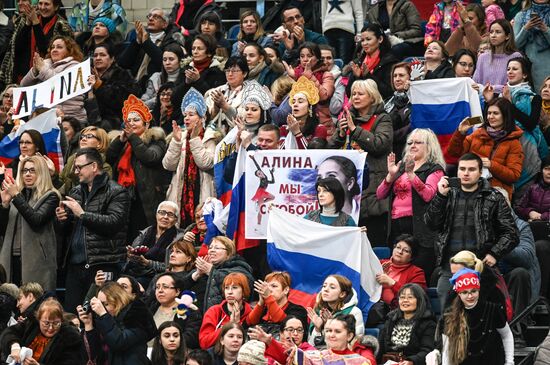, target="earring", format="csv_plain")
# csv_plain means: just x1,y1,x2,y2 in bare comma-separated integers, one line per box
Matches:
308,106,313,117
